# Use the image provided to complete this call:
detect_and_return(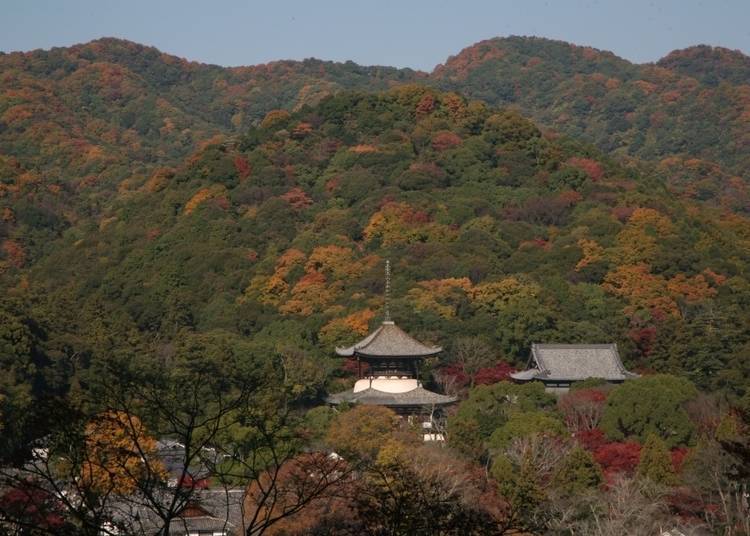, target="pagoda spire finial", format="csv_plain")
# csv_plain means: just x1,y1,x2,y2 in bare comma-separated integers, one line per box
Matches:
384,259,391,322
